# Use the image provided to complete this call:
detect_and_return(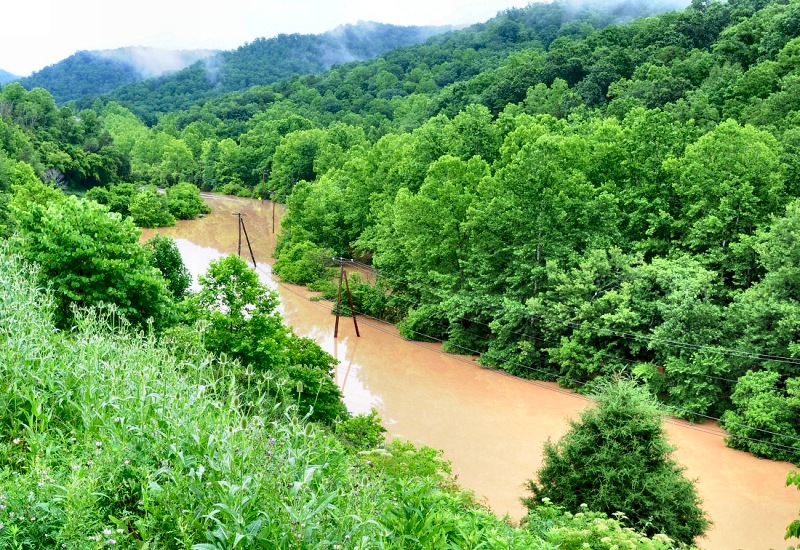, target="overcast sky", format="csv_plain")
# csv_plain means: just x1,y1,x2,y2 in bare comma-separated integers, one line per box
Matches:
1,0,536,76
